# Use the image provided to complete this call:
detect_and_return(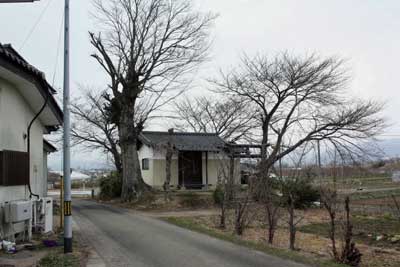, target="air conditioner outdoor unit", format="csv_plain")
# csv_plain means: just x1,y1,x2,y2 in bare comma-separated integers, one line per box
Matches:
4,200,32,223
